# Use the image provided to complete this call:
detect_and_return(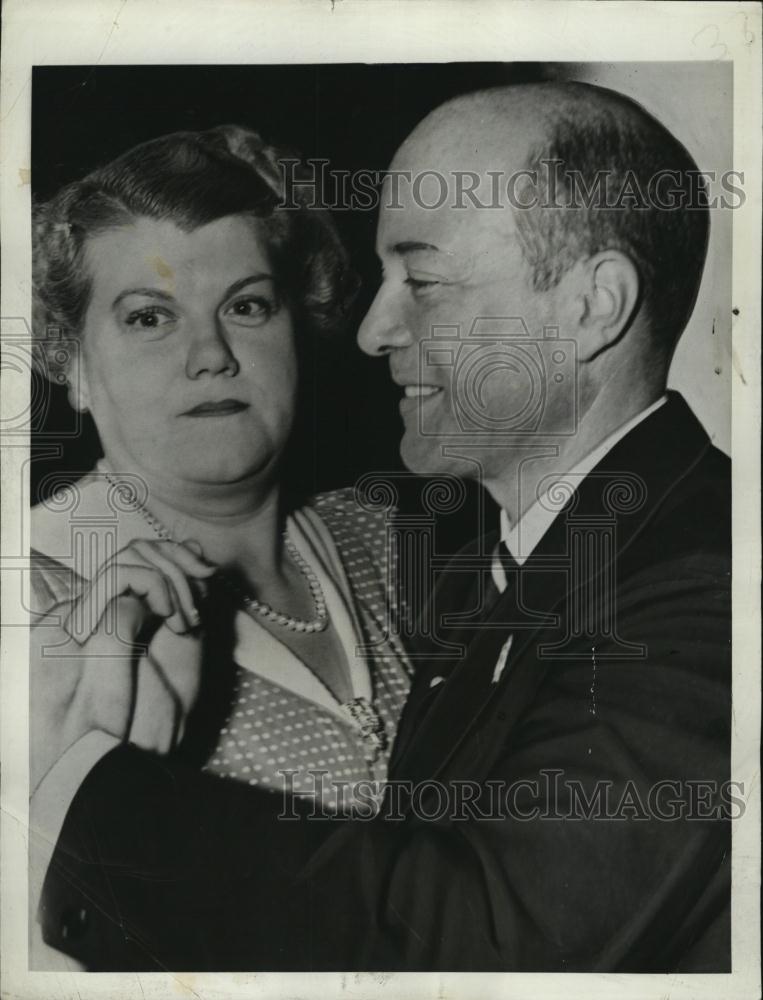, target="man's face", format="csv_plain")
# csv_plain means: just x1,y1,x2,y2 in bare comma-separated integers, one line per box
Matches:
357,172,573,485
